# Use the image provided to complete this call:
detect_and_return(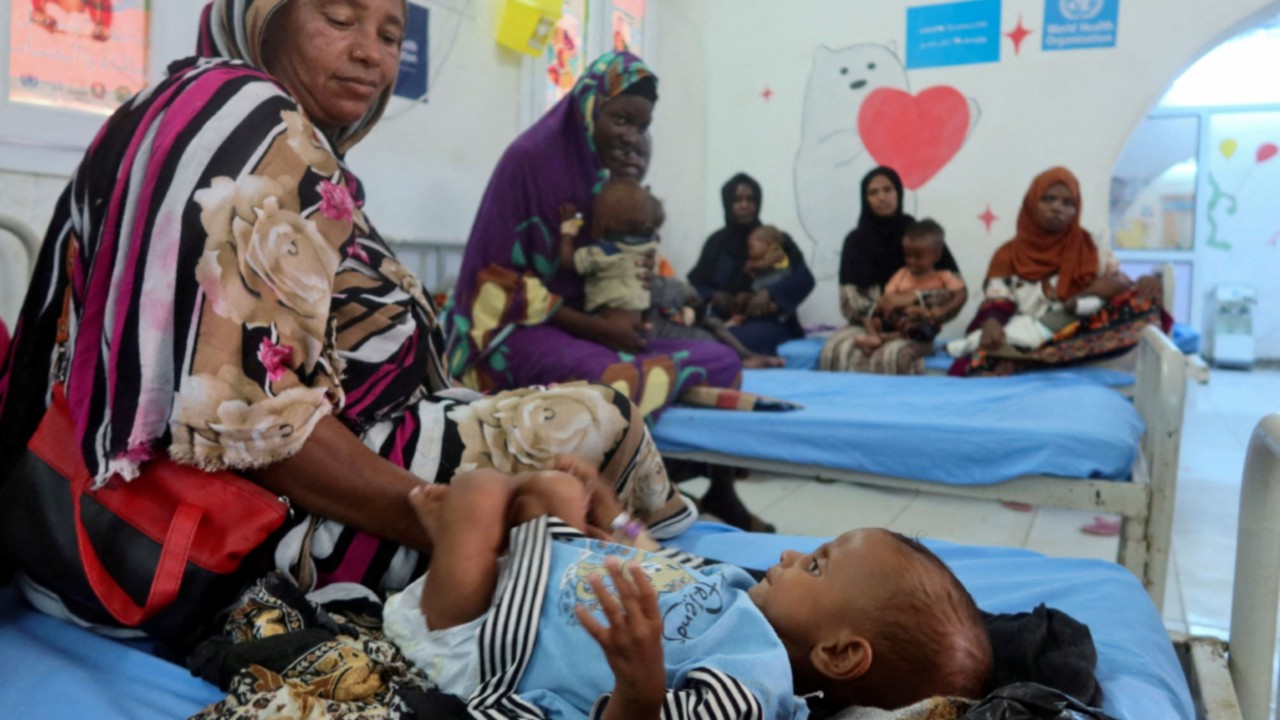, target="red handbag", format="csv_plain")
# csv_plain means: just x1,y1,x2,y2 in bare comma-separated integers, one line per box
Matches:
0,243,289,641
